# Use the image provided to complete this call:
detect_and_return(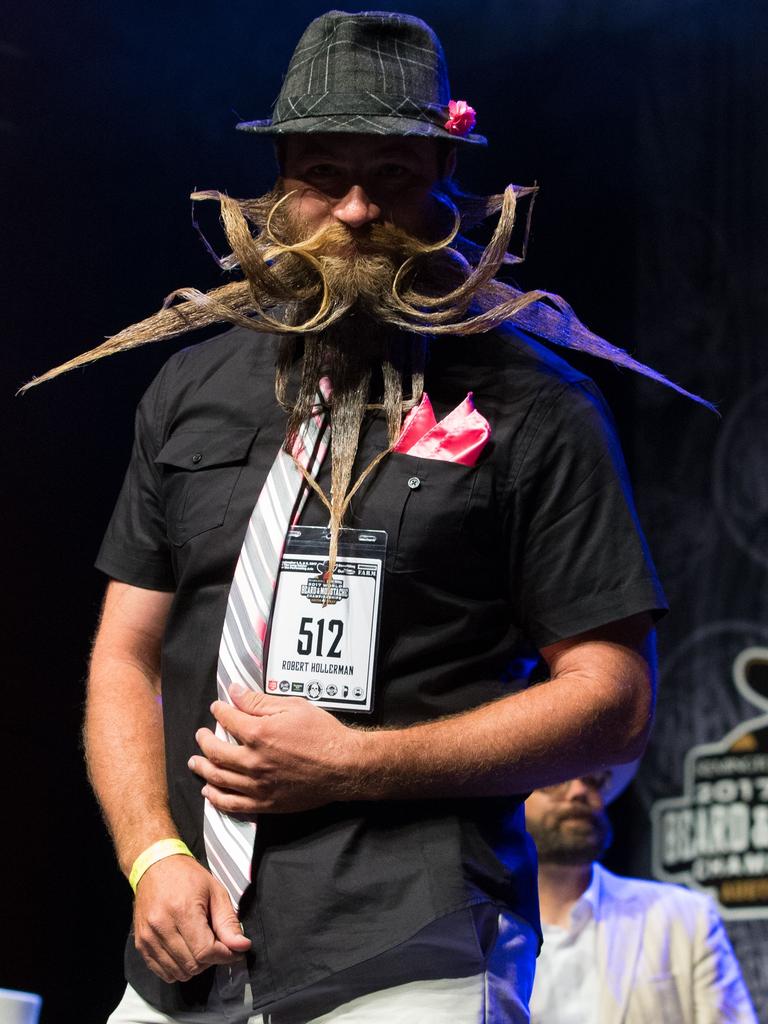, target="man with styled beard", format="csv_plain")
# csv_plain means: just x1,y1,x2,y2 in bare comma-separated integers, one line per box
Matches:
25,10,711,1024
525,772,756,1023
